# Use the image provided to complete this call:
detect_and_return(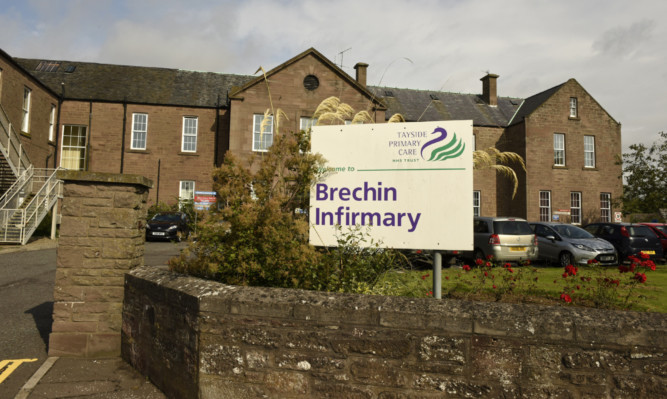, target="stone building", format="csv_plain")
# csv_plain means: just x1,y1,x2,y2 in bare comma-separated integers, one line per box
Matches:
1,47,622,224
